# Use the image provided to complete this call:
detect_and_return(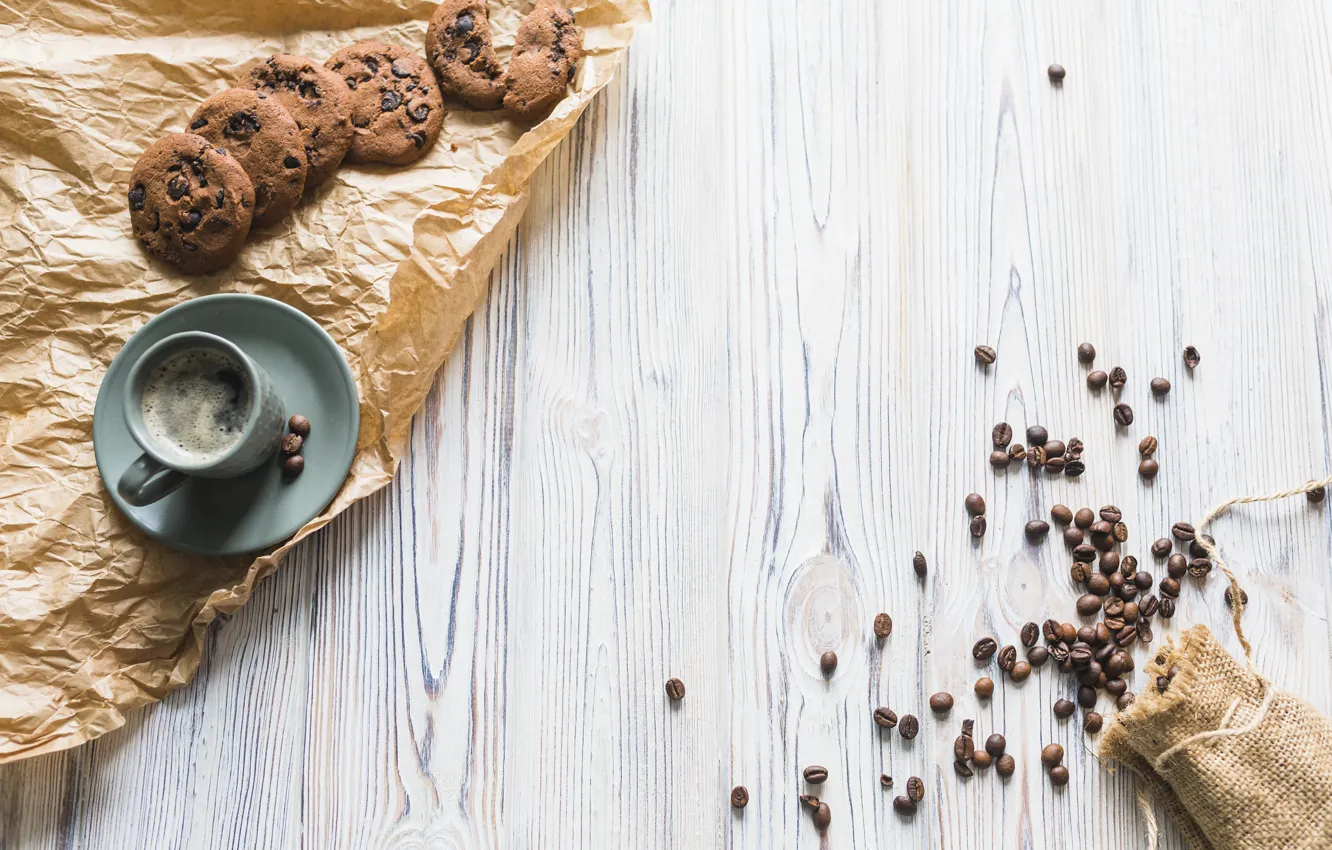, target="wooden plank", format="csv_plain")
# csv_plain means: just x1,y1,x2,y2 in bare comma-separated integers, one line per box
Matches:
4,1,1332,848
